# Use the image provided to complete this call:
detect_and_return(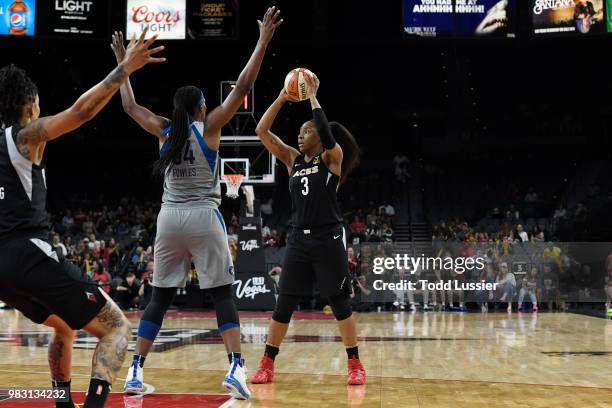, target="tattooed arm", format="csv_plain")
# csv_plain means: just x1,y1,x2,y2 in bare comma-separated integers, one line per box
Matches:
255,89,300,173
16,26,166,162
